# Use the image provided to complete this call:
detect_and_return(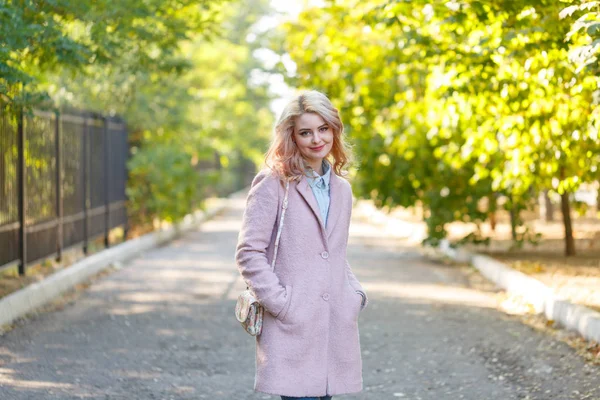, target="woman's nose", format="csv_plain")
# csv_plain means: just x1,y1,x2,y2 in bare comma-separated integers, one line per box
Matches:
312,131,321,143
